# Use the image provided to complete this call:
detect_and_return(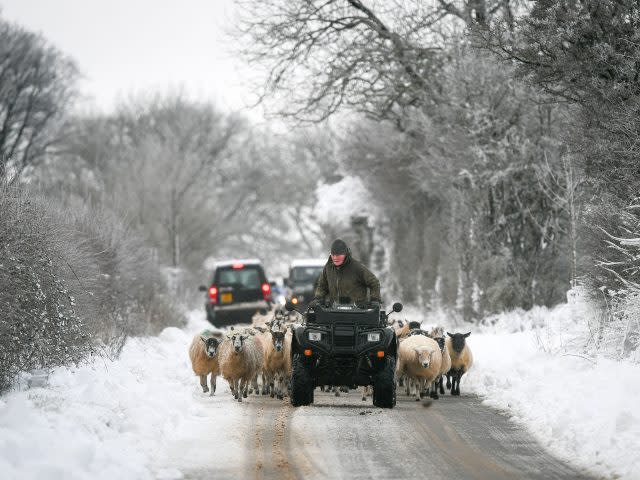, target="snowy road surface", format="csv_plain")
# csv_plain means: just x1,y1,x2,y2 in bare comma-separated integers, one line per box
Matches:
174,388,596,480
